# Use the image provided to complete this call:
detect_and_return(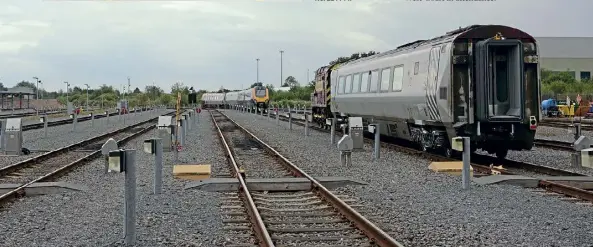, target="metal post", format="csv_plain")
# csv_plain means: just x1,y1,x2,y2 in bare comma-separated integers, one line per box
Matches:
43,117,48,138
123,149,136,245
84,84,89,111
346,152,352,166
0,120,5,151
180,119,186,146
267,107,270,120
106,111,109,124
280,50,284,87
90,113,94,127
574,123,582,141
374,124,380,160
330,118,336,144
276,108,279,125
72,114,77,132
305,113,309,136
154,139,163,194
462,137,471,190
288,112,292,130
